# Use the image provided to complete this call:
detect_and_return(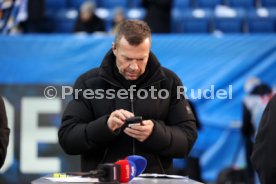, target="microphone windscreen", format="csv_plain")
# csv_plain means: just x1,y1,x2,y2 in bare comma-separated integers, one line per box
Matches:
96,163,119,182
115,159,136,183
125,155,147,176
